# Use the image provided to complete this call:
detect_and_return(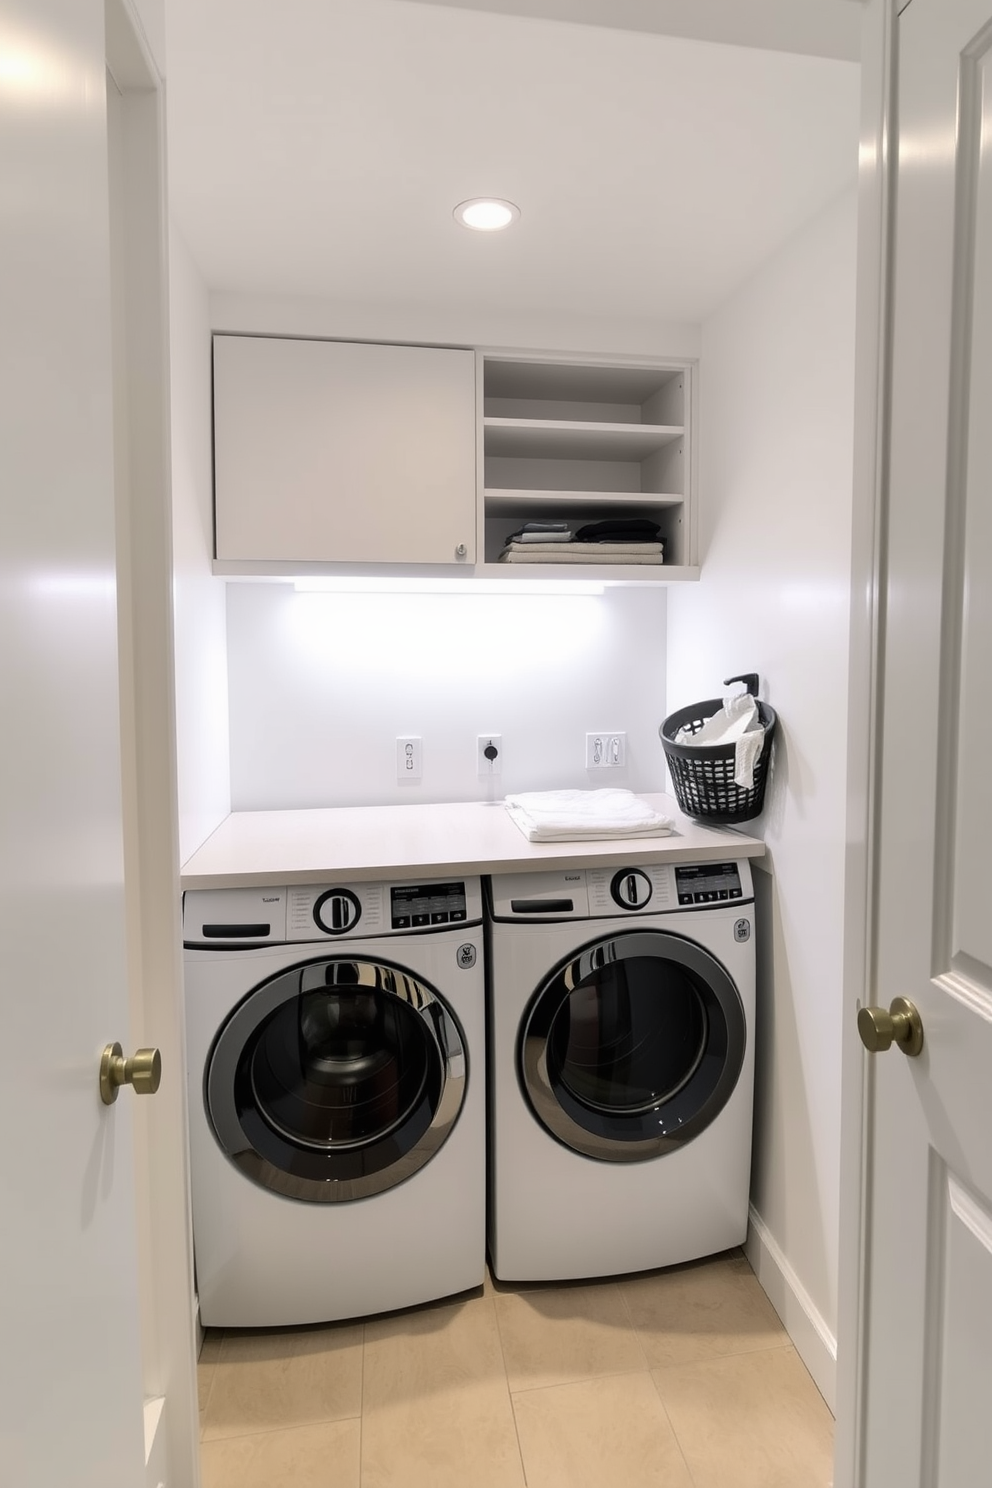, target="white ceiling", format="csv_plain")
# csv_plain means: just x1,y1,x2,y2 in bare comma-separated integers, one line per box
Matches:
164,0,862,327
